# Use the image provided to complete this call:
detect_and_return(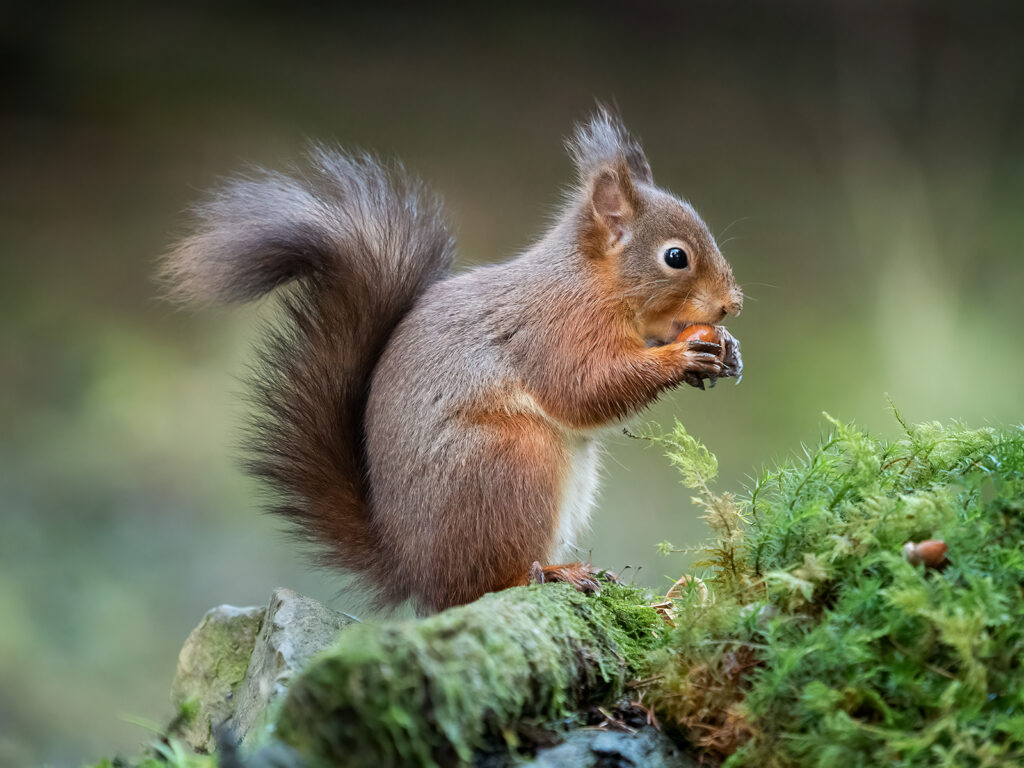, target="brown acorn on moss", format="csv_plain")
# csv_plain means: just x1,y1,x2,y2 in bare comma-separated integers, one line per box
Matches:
902,539,948,568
